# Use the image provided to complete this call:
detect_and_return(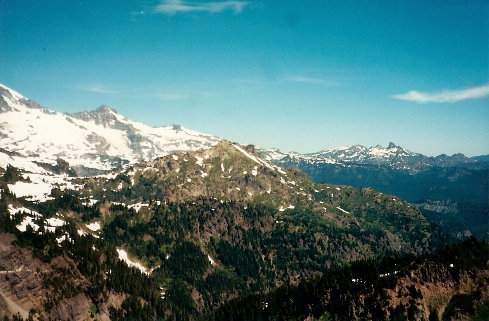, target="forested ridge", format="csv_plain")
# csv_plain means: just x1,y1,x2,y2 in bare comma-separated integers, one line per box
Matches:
0,143,485,321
